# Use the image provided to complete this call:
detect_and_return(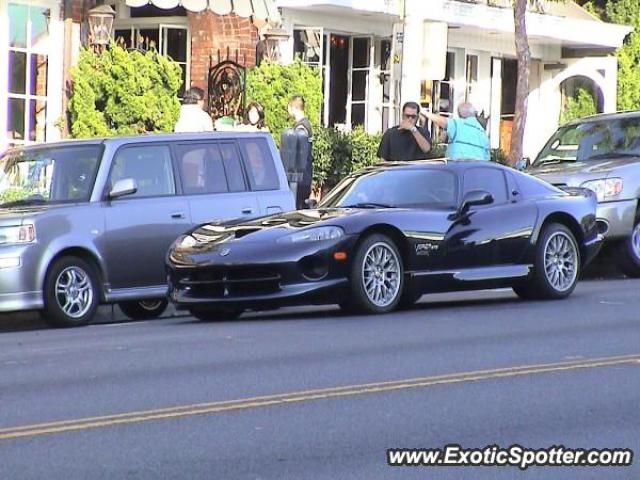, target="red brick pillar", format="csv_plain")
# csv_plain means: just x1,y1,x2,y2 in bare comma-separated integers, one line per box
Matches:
187,12,258,98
